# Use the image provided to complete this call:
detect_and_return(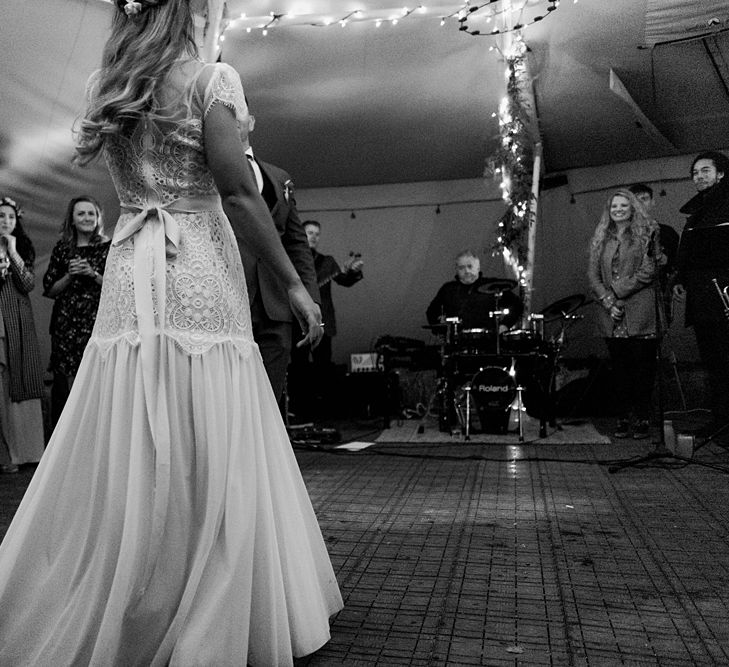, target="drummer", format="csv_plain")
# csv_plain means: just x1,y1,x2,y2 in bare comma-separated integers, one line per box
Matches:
426,249,523,332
